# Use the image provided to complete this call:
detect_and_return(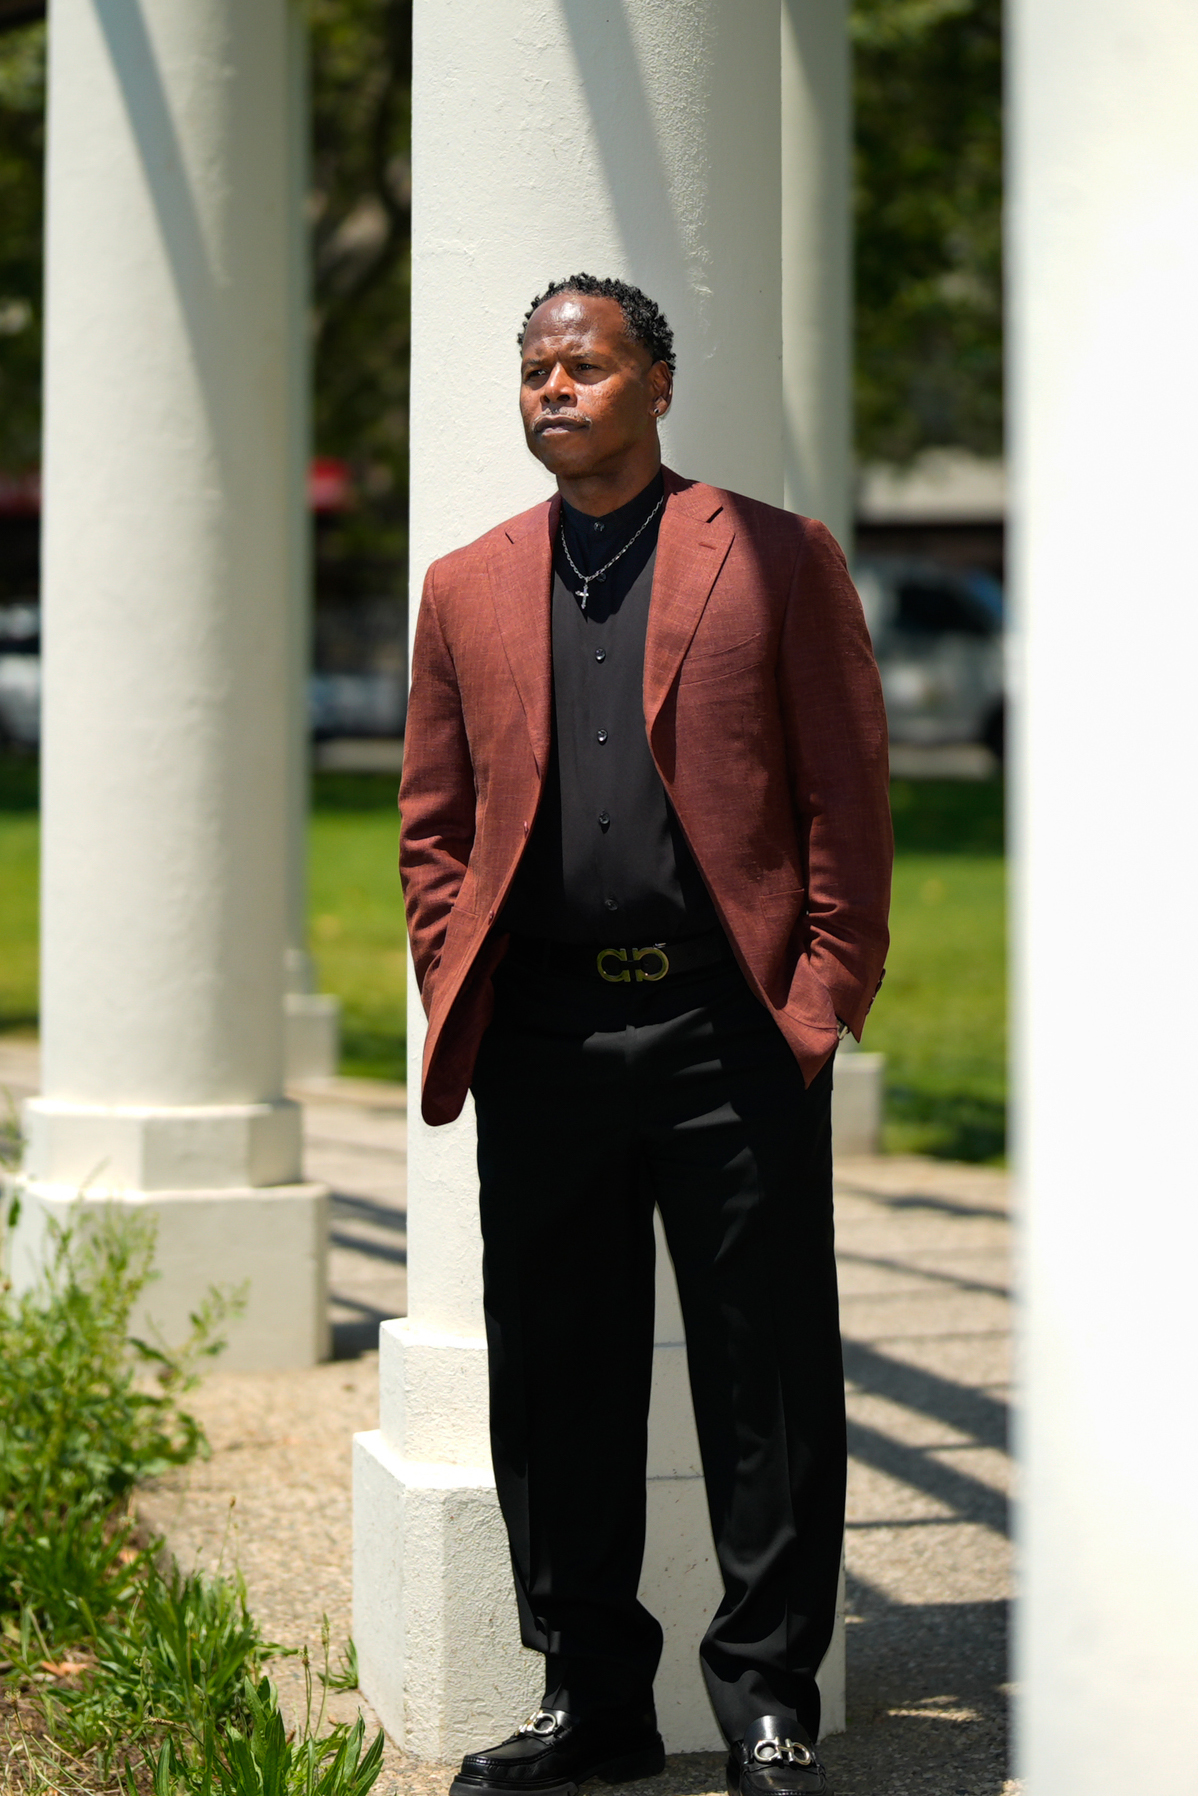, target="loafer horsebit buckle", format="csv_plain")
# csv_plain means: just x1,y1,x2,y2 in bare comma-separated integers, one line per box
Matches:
518,1711,561,1737
597,944,671,984
753,1738,815,1768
